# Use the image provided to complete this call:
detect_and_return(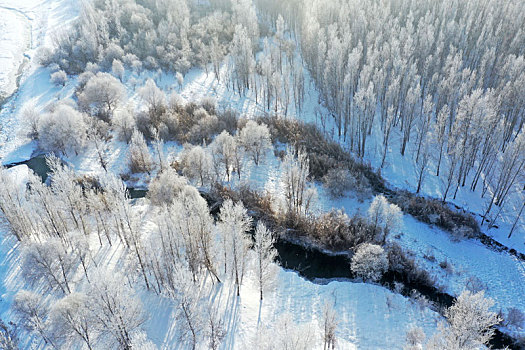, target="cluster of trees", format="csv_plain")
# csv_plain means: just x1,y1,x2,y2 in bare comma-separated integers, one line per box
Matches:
254,0,525,227
226,15,306,115
0,154,282,348
44,0,240,75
